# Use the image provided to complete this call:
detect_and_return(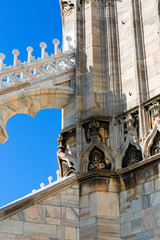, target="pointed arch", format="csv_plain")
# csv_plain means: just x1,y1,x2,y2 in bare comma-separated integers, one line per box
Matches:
117,140,142,169
79,138,114,173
